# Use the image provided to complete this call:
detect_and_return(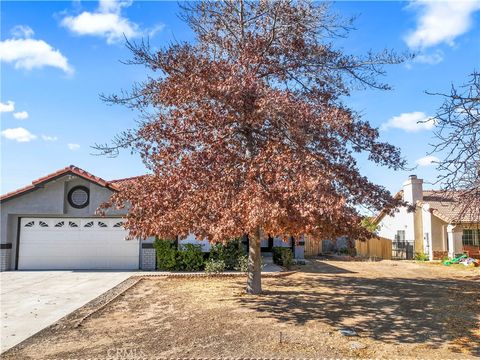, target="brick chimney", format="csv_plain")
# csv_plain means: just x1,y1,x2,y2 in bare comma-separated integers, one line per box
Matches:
402,175,423,205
